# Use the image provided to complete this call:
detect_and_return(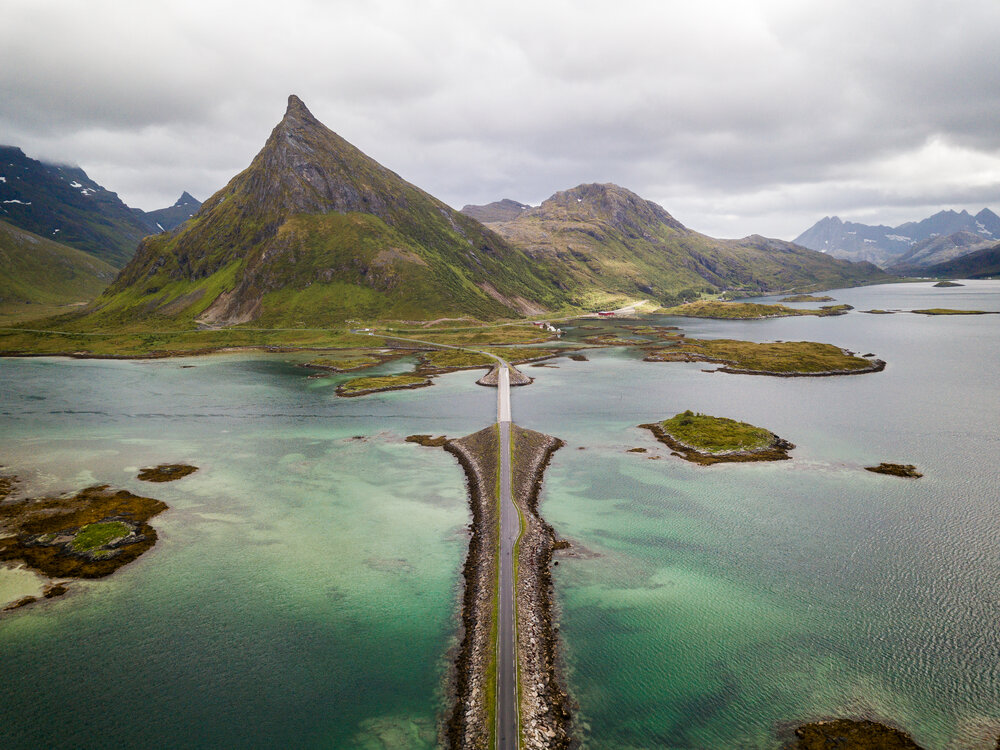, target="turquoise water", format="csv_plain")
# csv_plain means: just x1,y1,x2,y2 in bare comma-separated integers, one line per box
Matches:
1,281,998,748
